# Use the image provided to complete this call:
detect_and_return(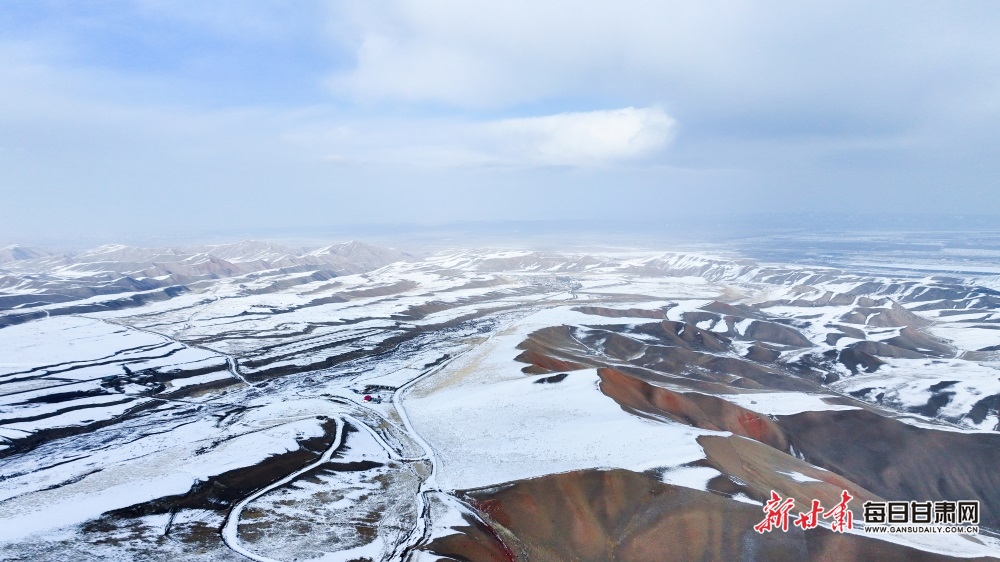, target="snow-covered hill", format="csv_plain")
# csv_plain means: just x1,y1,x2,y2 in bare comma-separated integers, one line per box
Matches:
0,240,410,317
